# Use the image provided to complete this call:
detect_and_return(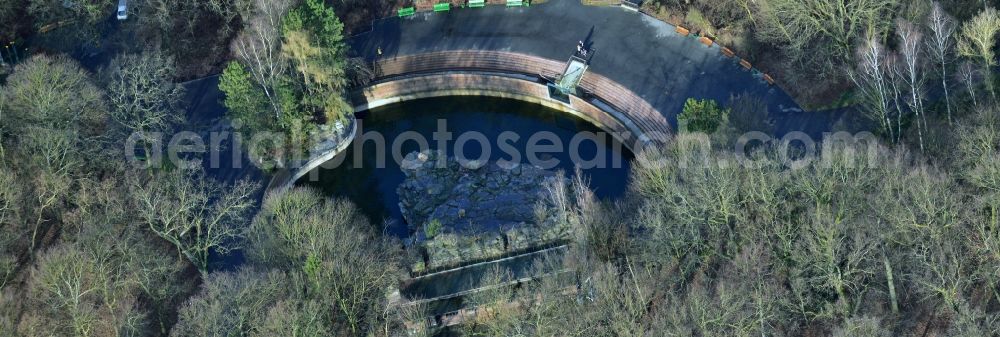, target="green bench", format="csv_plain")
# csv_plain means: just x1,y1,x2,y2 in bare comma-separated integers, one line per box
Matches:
468,0,485,8
507,0,526,6
398,7,415,17
434,3,450,11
